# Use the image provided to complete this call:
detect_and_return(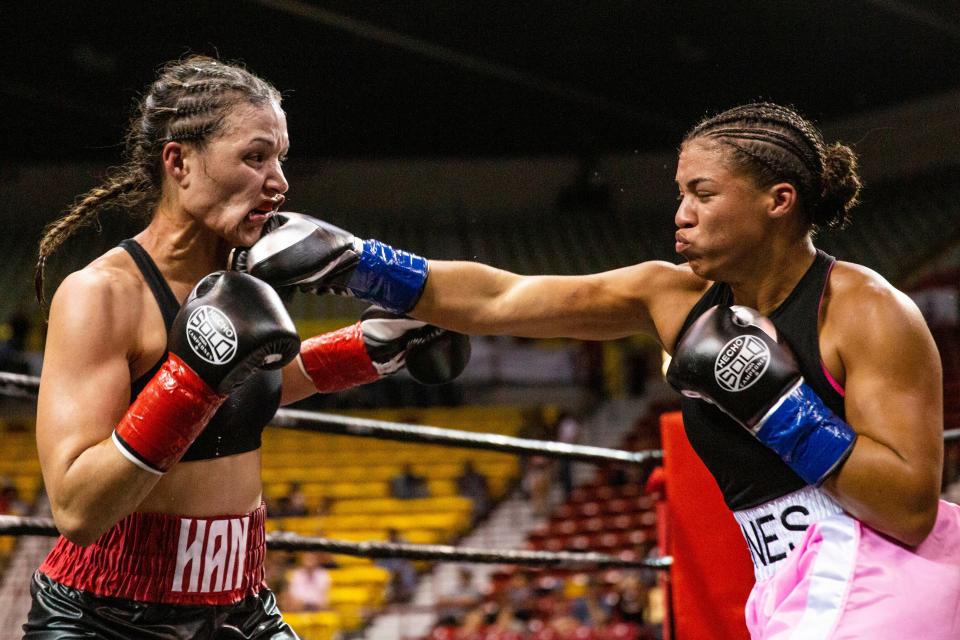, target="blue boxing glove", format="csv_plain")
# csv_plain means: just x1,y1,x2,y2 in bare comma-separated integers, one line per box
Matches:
229,212,428,315
666,305,856,485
